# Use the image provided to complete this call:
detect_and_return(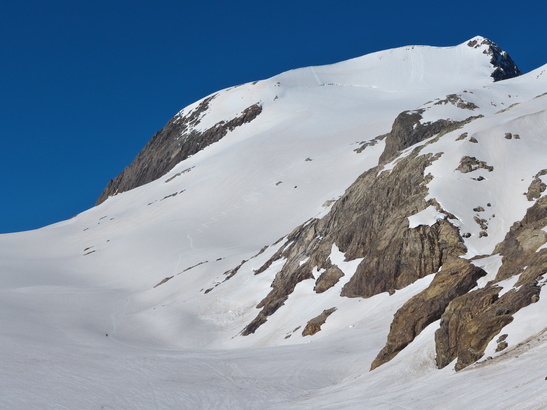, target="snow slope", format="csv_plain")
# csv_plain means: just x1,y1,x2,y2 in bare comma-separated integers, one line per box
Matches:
1,38,546,408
